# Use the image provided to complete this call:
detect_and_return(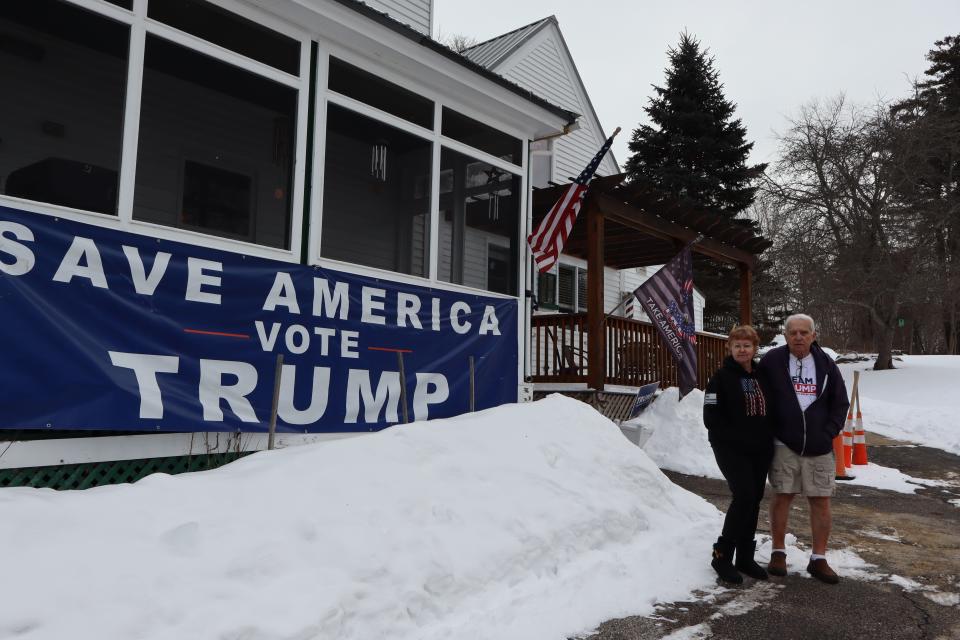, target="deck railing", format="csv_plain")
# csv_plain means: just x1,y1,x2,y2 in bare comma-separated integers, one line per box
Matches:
530,314,728,389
